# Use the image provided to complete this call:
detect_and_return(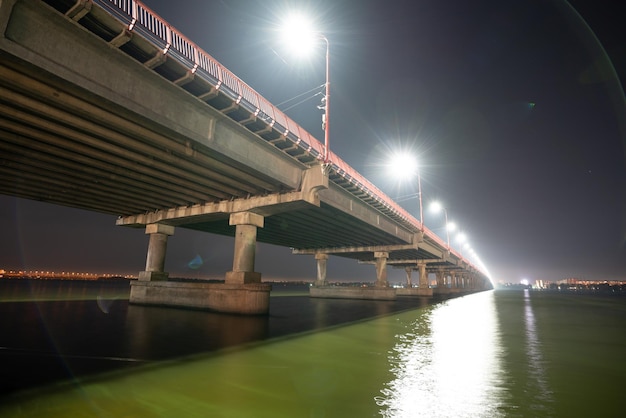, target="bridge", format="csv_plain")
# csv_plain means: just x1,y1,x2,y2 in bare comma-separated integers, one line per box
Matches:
0,0,491,314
